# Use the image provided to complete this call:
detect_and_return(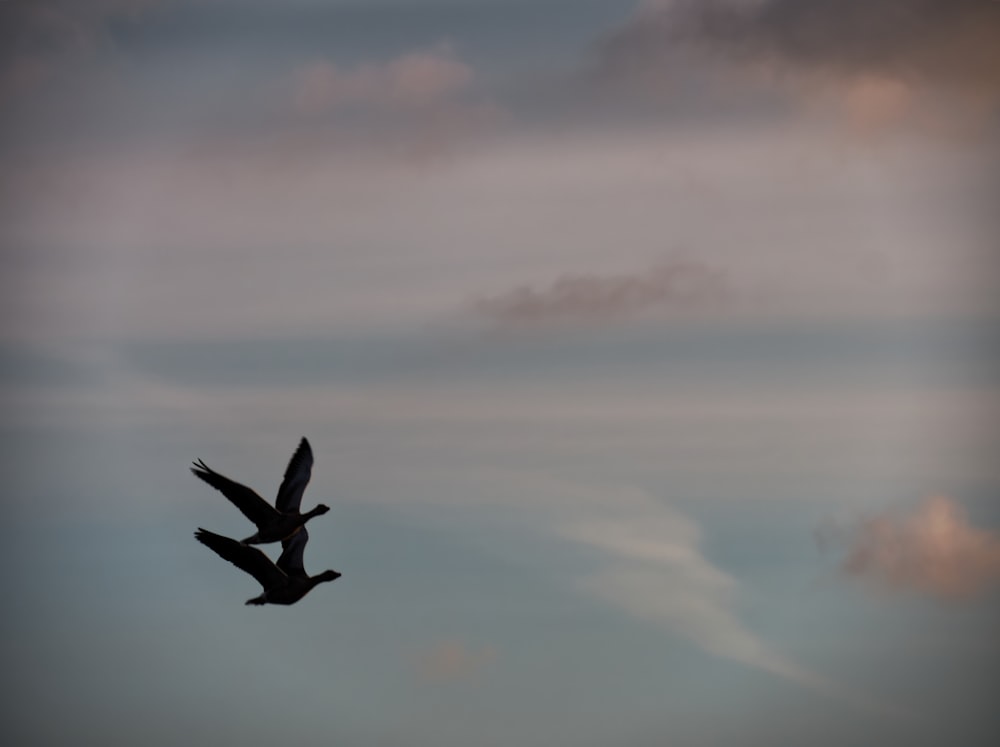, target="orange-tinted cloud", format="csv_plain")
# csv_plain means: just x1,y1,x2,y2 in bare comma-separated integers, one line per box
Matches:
839,74,914,133
414,640,497,683
839,496,1000,598
472,260,729,327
